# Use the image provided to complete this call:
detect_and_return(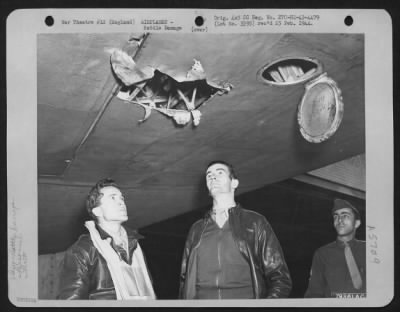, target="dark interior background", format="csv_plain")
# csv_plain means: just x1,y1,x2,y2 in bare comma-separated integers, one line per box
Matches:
137,178,365,299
